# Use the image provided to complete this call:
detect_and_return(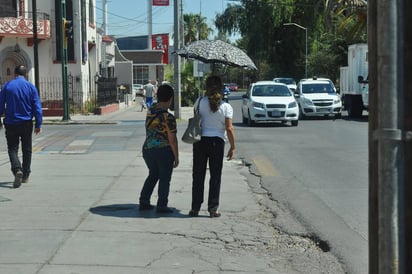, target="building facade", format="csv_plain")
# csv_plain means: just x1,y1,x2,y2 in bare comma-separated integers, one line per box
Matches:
0,0,100,113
